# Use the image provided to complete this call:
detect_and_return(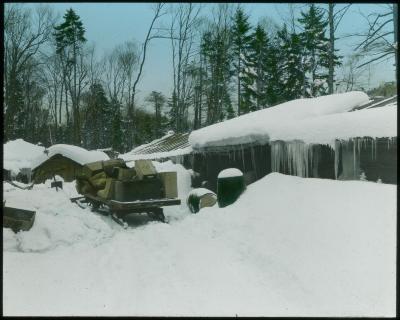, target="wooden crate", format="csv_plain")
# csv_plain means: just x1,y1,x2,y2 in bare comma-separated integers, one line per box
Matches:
159,172,178,198
3,206,36,232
